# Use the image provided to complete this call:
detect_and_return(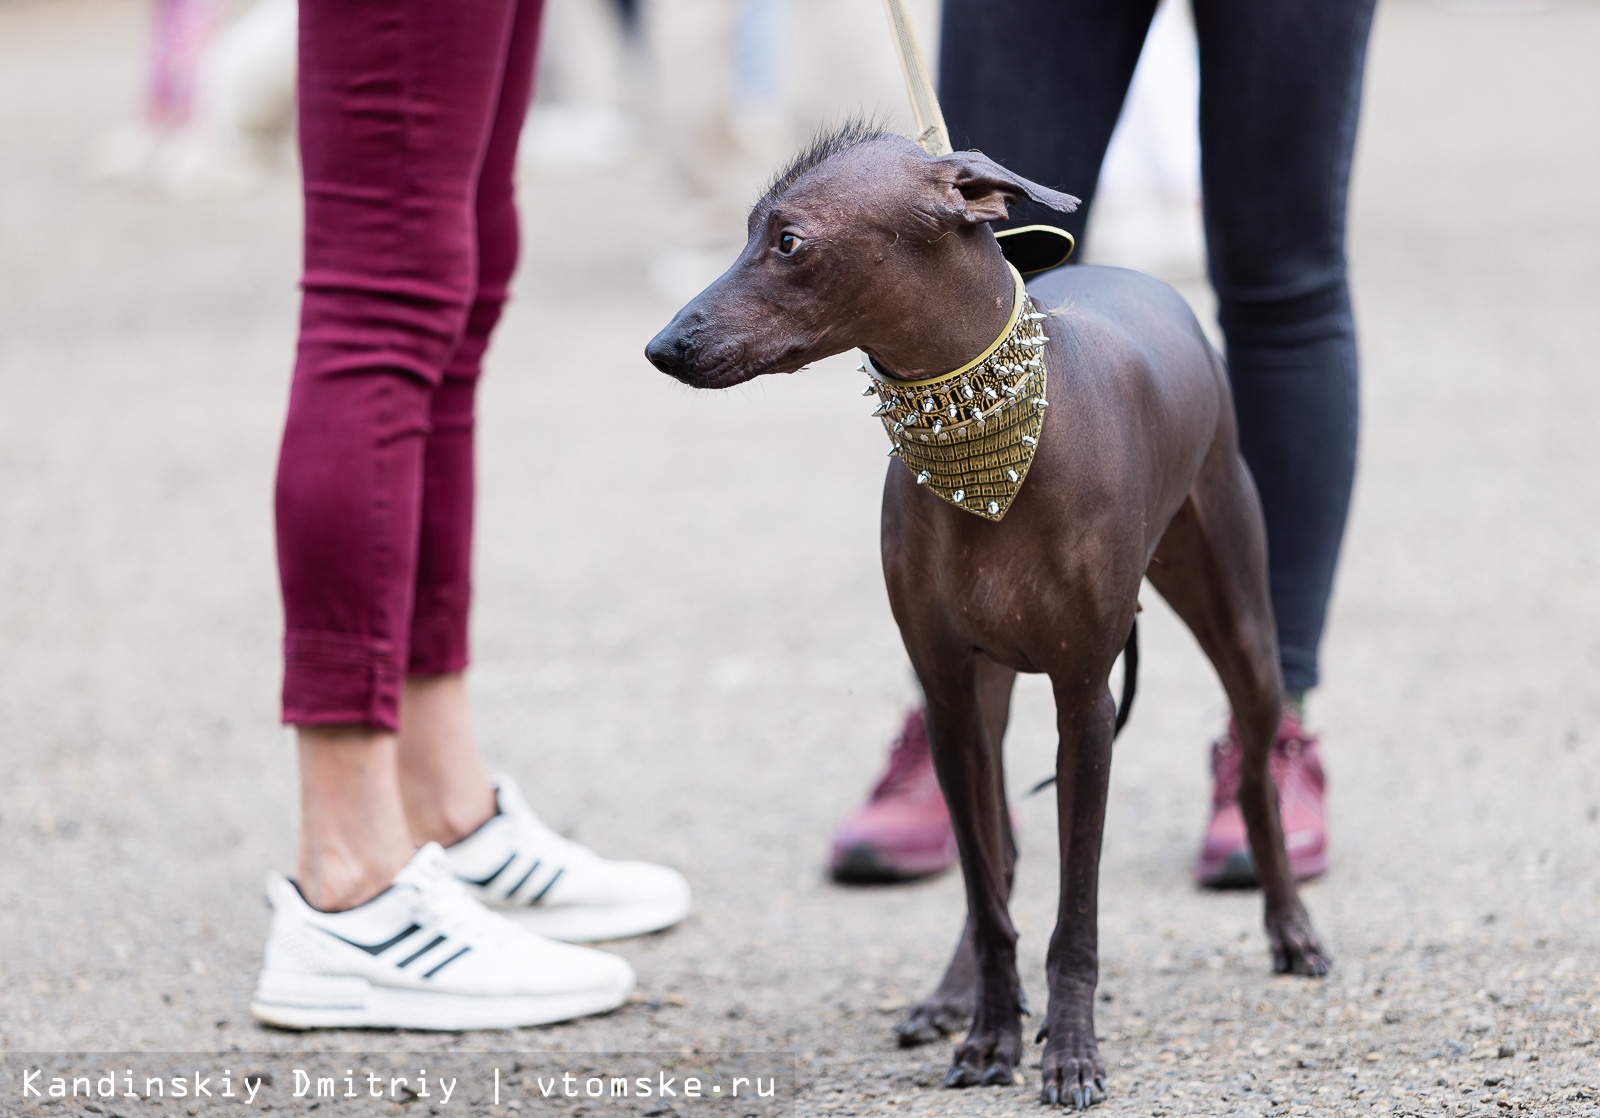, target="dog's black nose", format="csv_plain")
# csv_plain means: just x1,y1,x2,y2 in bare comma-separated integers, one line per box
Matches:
644,329,685,376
